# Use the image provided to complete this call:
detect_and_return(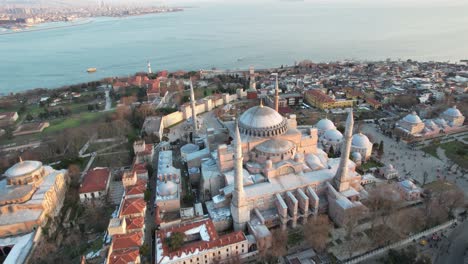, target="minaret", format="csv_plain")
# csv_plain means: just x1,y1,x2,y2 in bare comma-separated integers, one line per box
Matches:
189,78,197,136
147,61,152,74
274,73,279,112
334,109,354,192
249,66,256,90
231,119,249,231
